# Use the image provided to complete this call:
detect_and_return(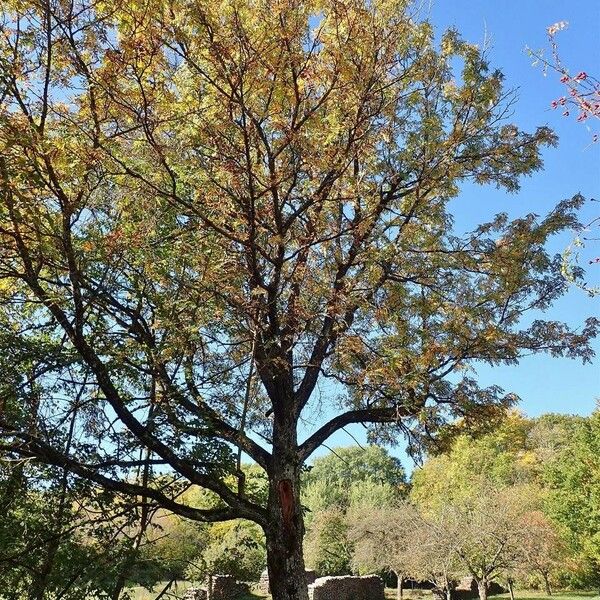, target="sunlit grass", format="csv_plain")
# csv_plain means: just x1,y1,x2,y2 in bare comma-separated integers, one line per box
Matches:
127,580,192,600
492,592,598,600
127,583,598,600
127,581,267,600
